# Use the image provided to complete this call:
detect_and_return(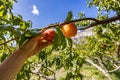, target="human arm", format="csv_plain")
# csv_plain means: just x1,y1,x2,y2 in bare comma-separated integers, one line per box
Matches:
0,29,54,80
